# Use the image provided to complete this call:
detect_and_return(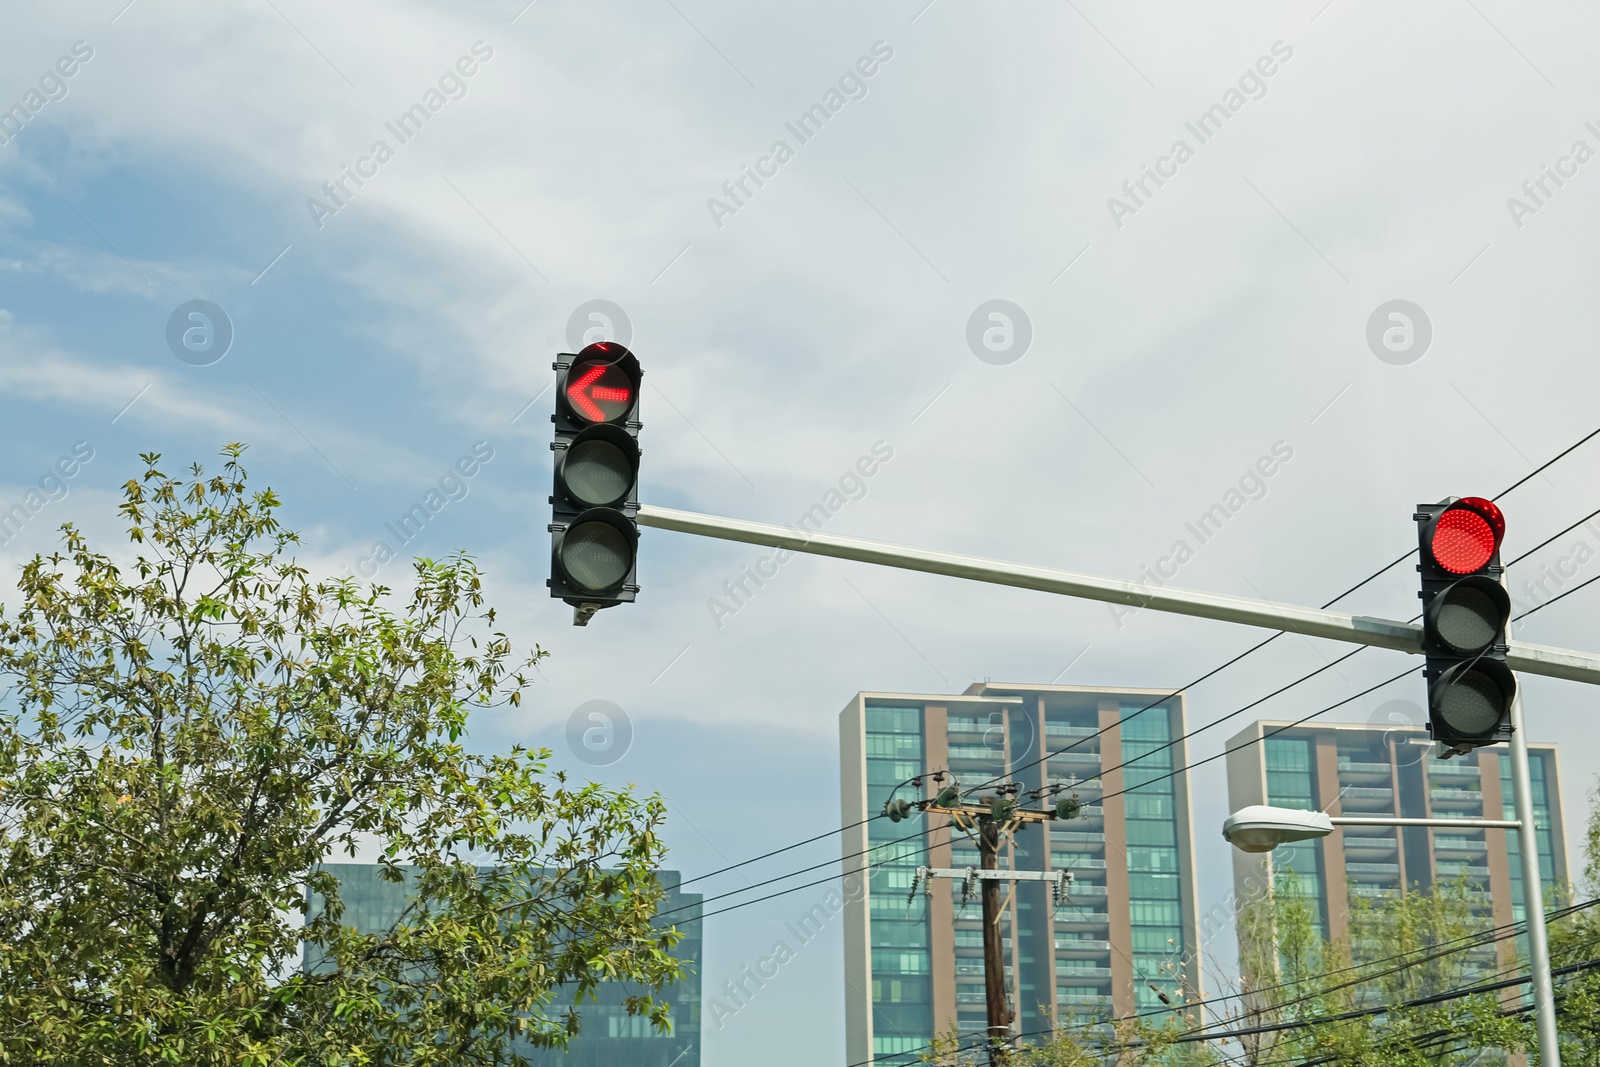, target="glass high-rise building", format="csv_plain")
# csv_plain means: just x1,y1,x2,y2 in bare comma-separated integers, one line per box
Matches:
839,683,1203,1066
1224,720,1567,961
306,864,702,1067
